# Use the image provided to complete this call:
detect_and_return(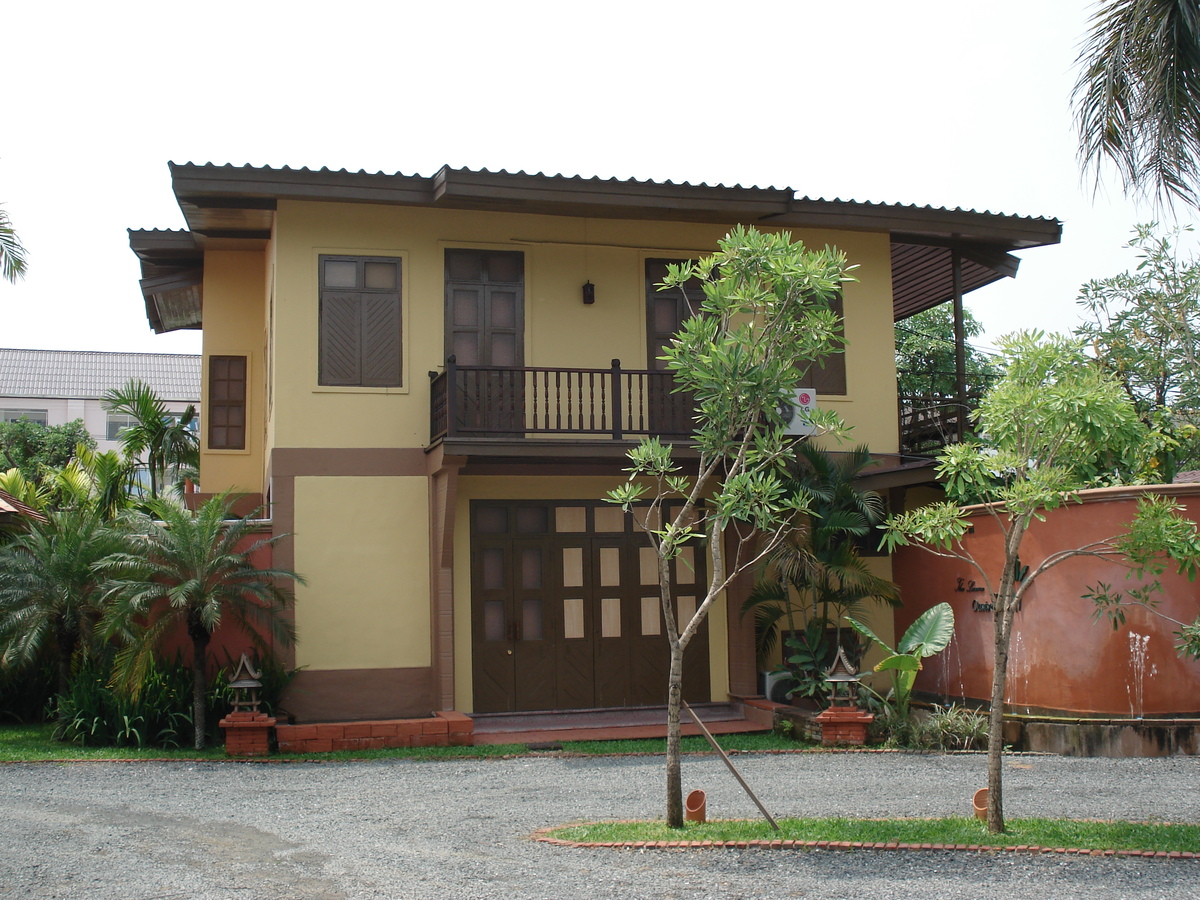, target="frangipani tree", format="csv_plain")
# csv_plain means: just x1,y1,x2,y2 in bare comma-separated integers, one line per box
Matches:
883,331,1200,833
608,225,854,828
